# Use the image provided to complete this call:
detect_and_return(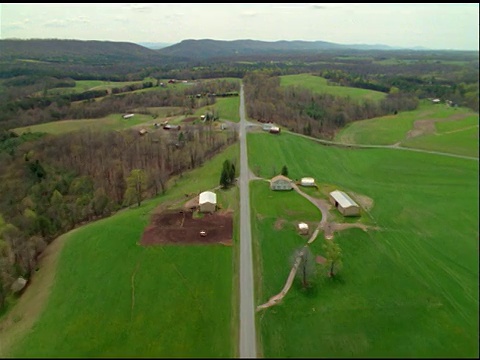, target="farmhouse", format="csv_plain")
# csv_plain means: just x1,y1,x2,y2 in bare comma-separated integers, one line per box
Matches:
300,177,315,187
298,222,309,235
270,174,292,191
122,113,135,119
262,123,274,131
199,191,217,213
329,190,360,216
